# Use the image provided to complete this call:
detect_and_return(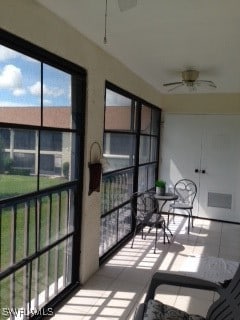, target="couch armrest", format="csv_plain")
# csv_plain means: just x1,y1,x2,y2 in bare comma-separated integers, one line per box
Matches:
134,303,145,320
